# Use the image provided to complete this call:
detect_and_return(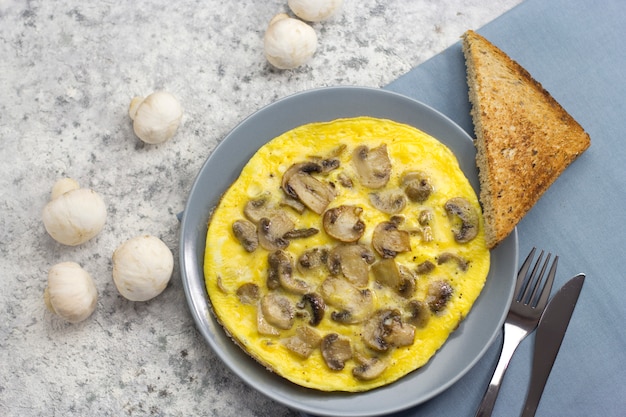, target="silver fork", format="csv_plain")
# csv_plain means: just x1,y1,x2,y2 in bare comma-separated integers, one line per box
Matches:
474,248,558,417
